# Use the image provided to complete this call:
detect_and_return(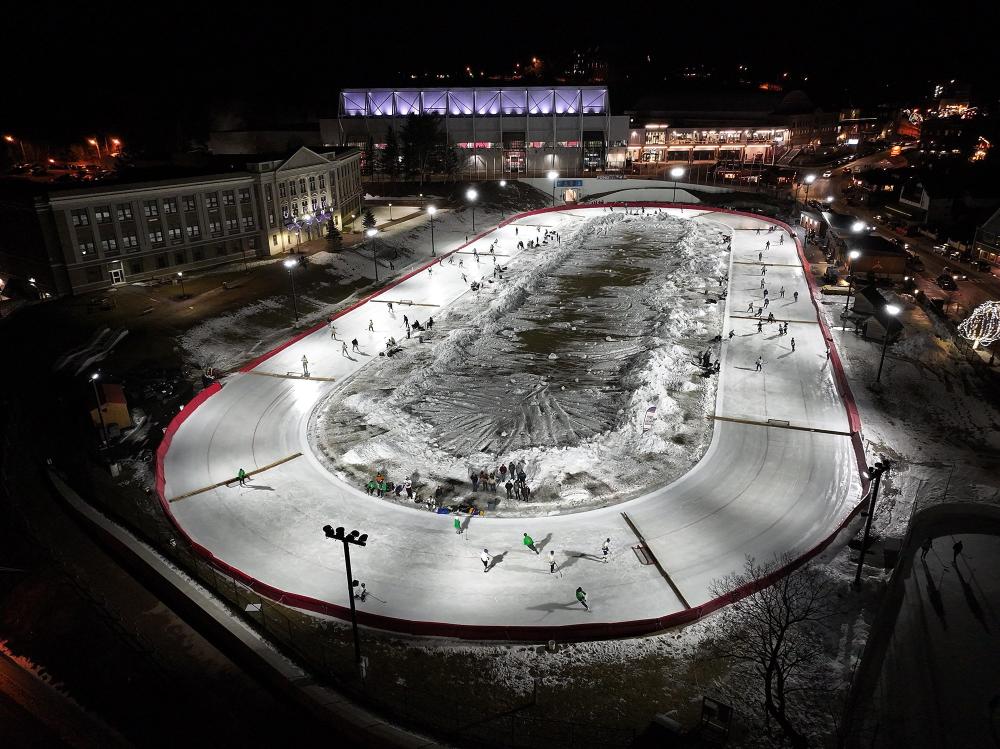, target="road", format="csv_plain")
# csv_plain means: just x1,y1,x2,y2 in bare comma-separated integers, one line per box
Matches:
810,151,1000,320
159,205,862,638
